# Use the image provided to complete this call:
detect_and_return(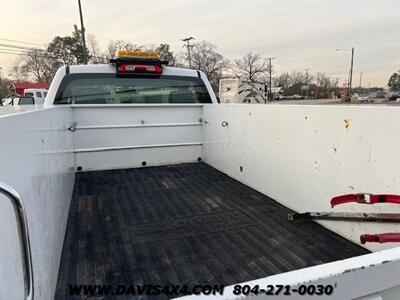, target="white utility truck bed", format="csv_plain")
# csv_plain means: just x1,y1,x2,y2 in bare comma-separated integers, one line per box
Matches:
55,163,367,299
